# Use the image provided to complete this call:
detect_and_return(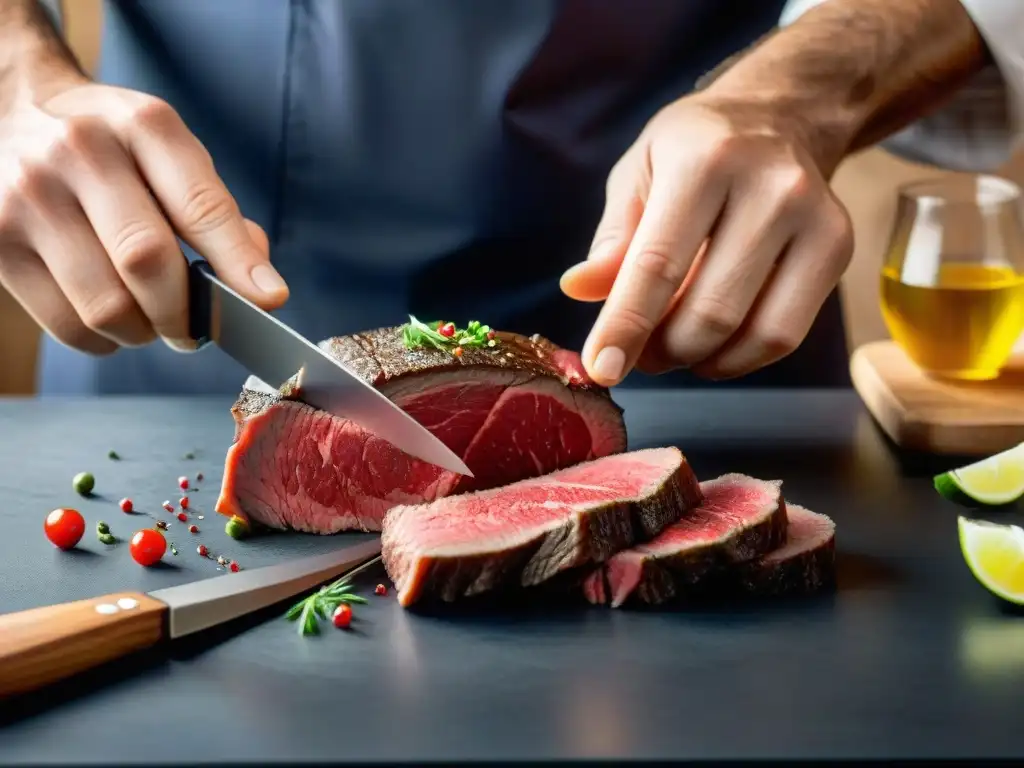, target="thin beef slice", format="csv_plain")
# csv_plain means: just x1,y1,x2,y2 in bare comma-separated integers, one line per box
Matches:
381,447,703,607
582,473,788,607
215,328,627,534
730,504,836,597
